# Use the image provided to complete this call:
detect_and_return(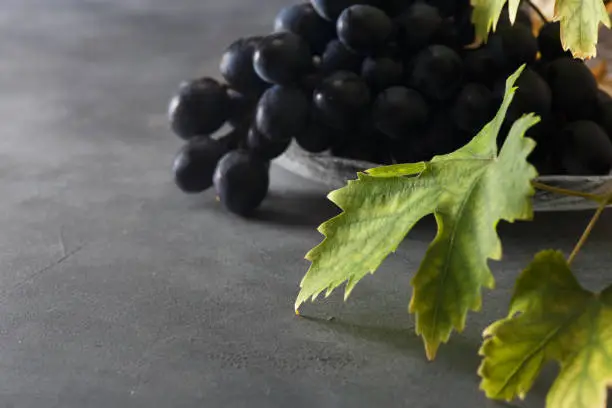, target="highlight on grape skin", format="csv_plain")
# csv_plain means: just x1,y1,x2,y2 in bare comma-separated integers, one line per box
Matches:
165,0,612,216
